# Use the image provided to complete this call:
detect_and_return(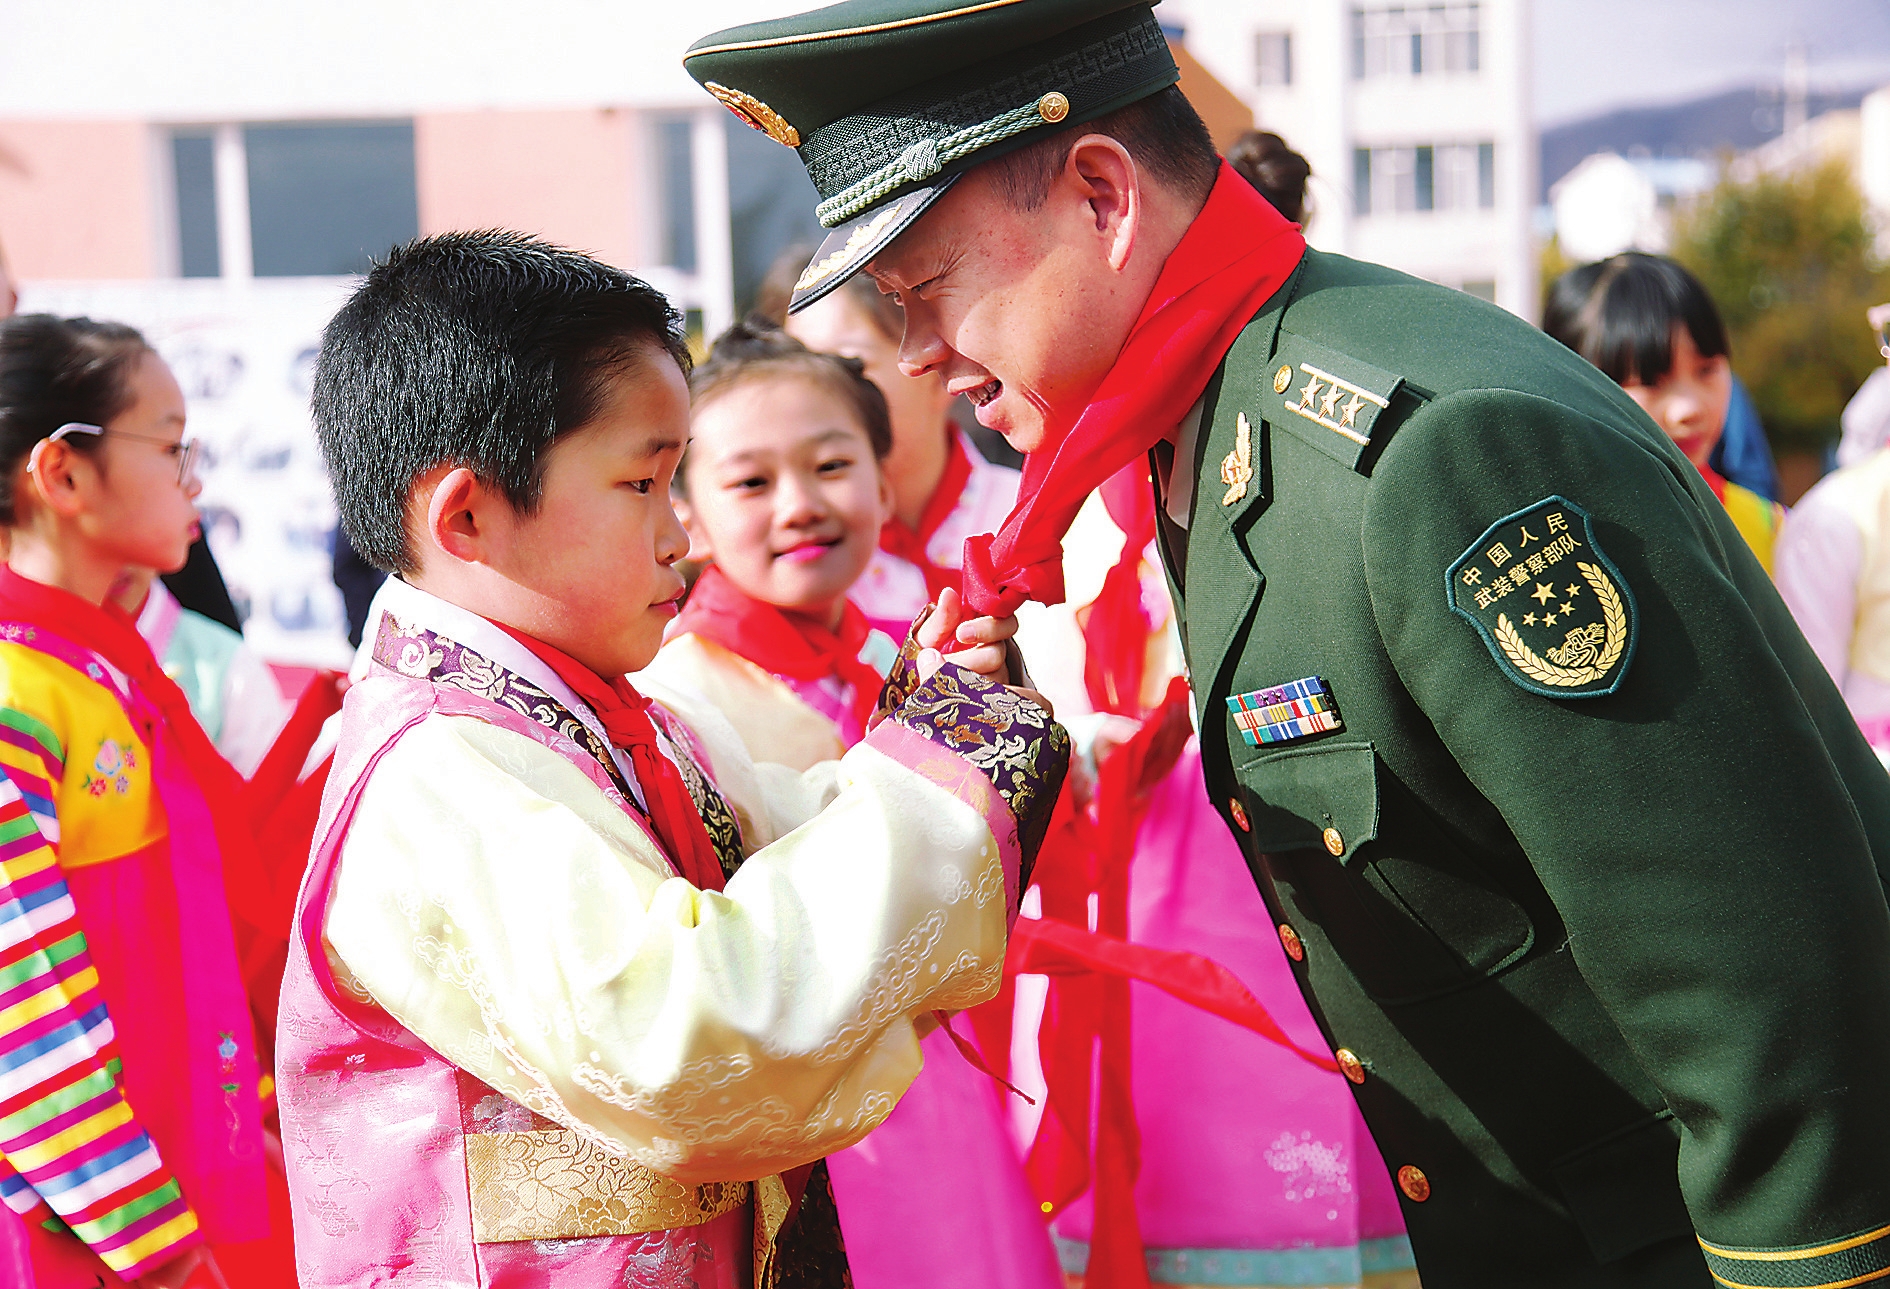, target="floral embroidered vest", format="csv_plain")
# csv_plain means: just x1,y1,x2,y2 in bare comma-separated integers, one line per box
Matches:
278,620,801,1288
